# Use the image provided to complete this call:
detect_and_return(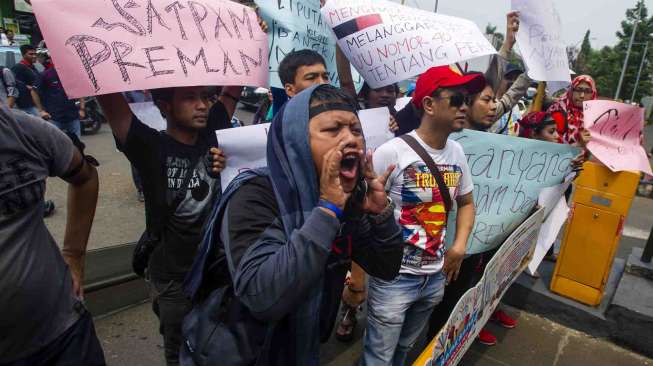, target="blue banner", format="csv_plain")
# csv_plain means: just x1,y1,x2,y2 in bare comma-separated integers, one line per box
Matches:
256,0,363,89
445,130,580,254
